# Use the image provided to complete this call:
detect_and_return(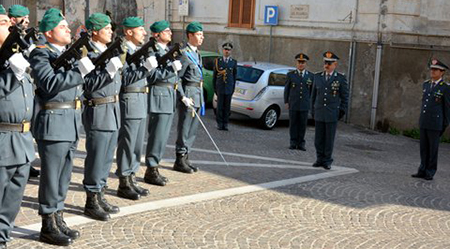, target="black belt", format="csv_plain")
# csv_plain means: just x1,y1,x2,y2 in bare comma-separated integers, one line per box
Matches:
185,82,201,87
154,82,177,88
0,122,31,132
84,95,119,106
43,100,82,110
123,86,149,93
